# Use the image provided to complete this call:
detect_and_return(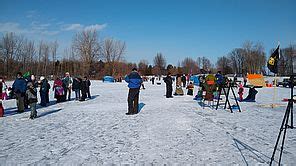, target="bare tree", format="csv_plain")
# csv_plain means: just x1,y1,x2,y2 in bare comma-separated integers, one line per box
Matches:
153,53,166,75
72,29,101,76
278,45,296,76
201,56,211,73
101,38,126,76
51,40,58,75
138,59,149,75
216,56,232,74
242,41,266,74
228,48,245,75
196,57,202,72
1,32,19,76
182,57,198,74
22,39,36,72
39,41,50,76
